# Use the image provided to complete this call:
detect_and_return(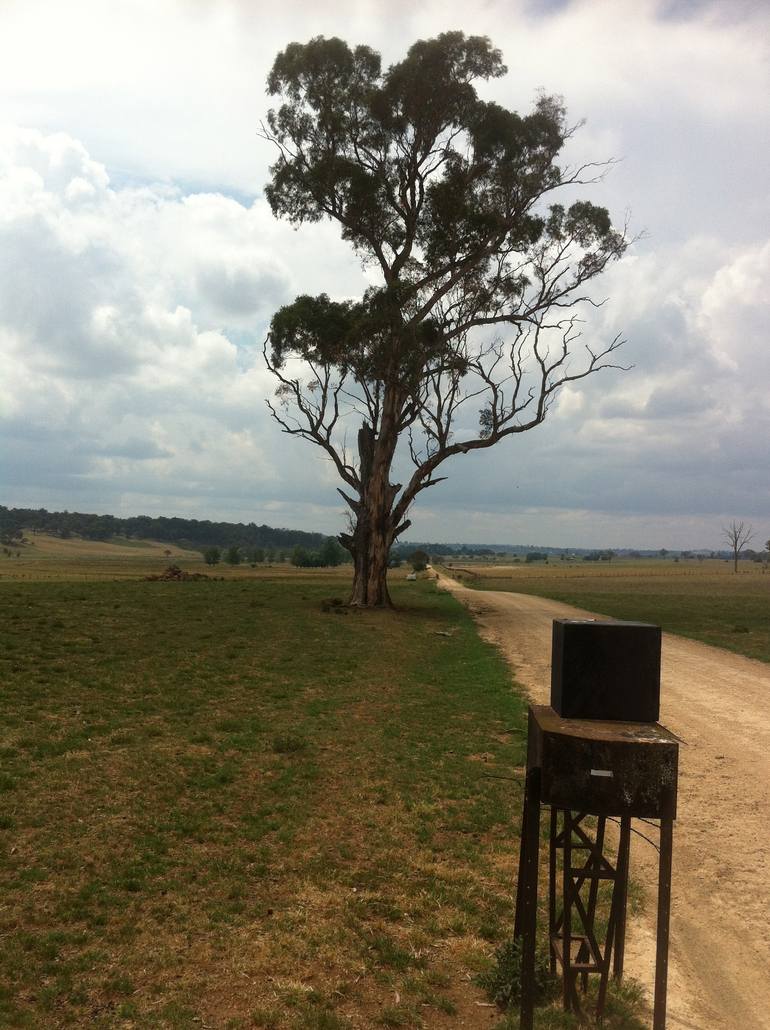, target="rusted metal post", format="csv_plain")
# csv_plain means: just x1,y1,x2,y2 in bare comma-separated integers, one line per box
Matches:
522,703,678,1029
583,814,606,993
518,766,541,1030
653,817,674,1030
513,787,529,940
562,810,572,1011
596,816,627,1018
548,807,558,976
613,816,632,979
